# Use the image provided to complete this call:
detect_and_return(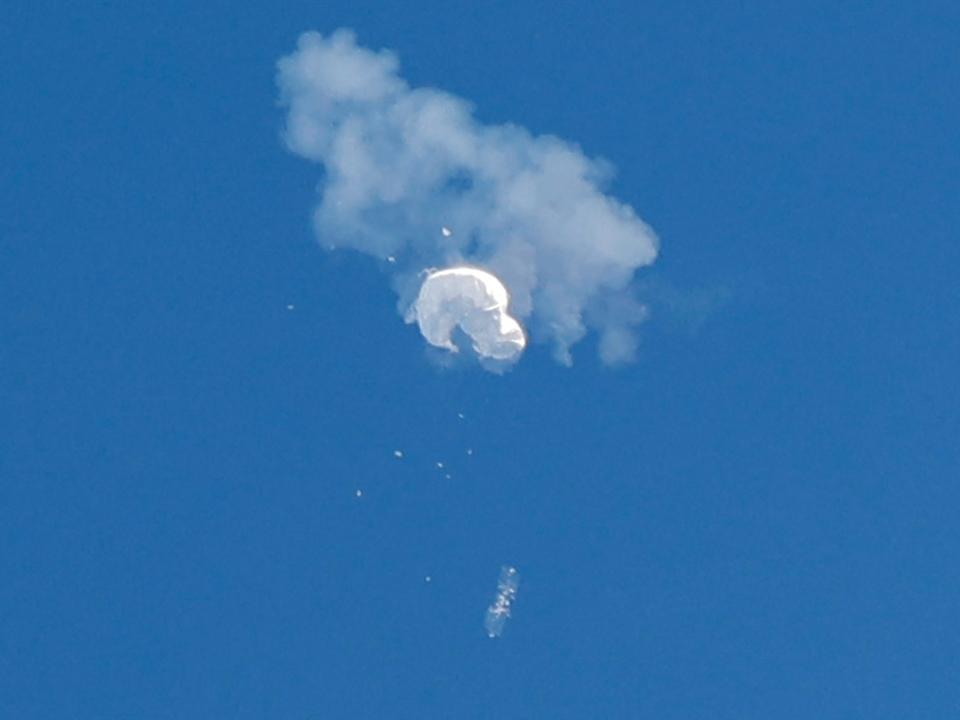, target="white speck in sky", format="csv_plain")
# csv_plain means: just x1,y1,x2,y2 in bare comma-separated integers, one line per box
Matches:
466,448,473,456
386,255,396,263
355,489,363,497
436,461,444,469
441,226,453,237
286,304,295,310
425,575,432,583
394,450,404,458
